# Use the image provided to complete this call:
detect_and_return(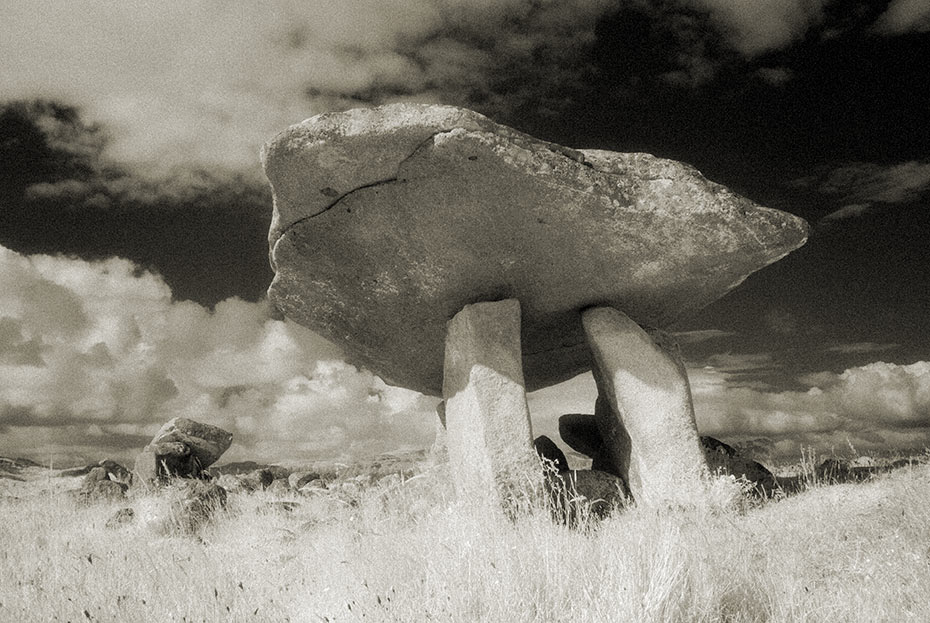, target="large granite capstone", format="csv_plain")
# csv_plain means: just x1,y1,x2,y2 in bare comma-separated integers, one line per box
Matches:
264,104,808,396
